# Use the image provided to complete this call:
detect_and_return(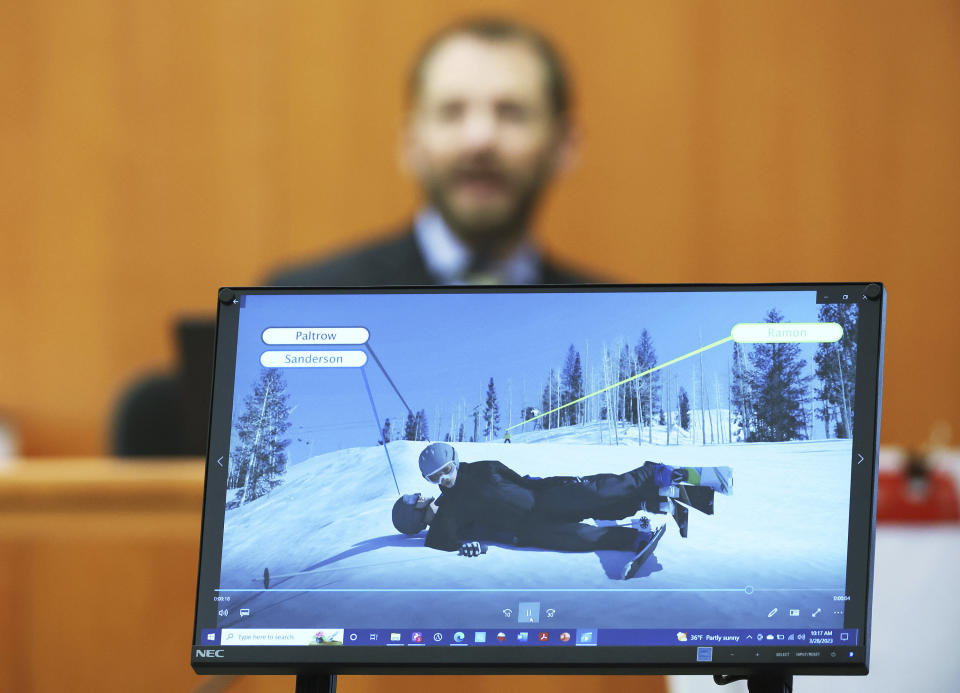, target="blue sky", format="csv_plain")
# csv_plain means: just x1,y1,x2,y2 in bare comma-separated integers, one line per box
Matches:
229,289,828,460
